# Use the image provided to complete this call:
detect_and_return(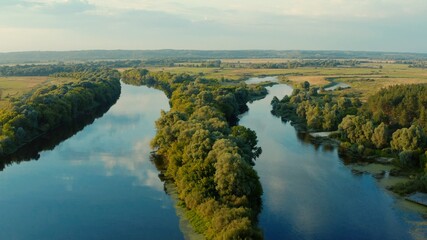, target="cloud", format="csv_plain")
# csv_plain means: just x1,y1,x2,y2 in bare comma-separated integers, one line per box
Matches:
22,0,95,14
0,0,426,52
81,0,427,20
